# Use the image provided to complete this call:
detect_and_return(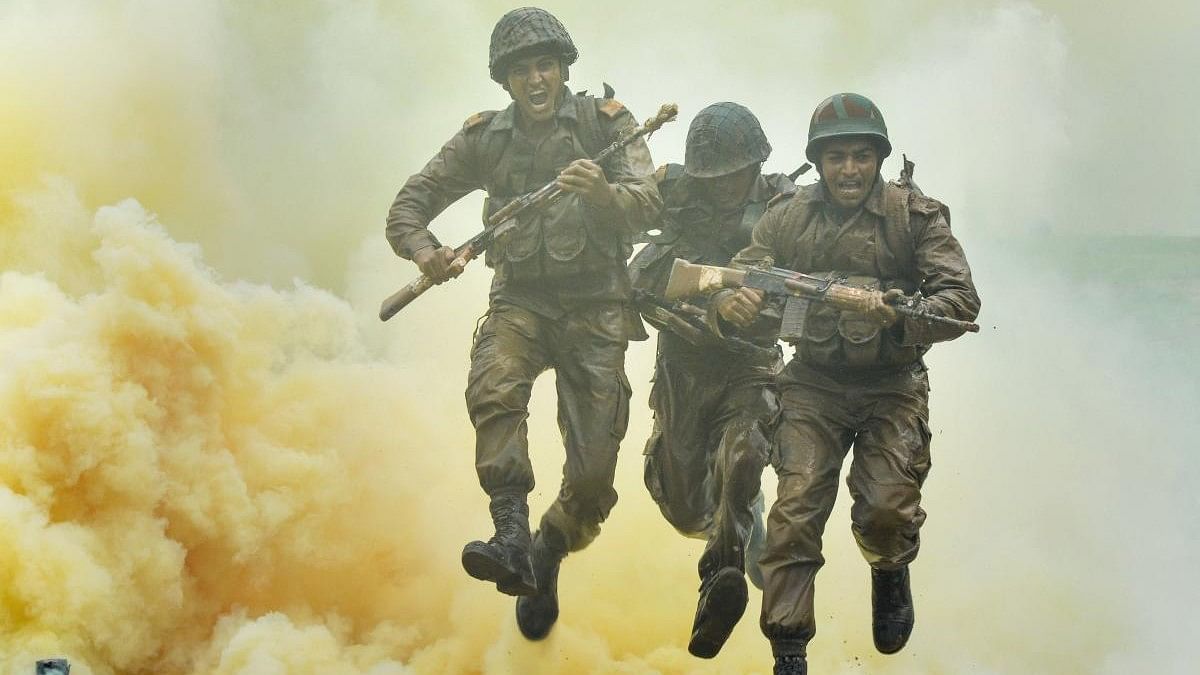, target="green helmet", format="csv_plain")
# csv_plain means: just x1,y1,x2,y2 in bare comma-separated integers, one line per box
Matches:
488,7,578,84
684,102,772,178
805,92,891,162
